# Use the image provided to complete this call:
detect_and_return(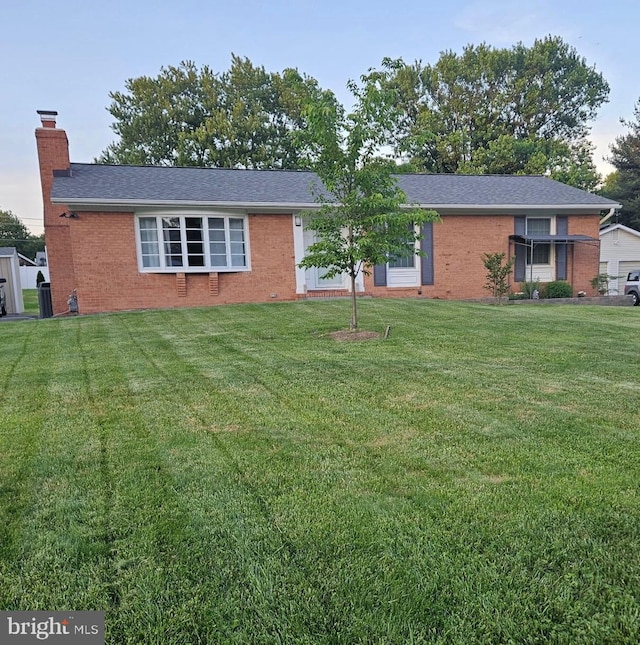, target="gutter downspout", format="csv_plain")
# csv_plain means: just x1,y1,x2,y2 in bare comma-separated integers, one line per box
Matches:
599,207,616,226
